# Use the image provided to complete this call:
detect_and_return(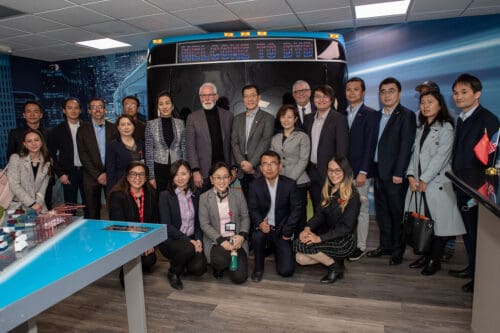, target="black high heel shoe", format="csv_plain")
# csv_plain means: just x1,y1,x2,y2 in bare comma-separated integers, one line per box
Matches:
320,263,344,284
409,256,428,269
